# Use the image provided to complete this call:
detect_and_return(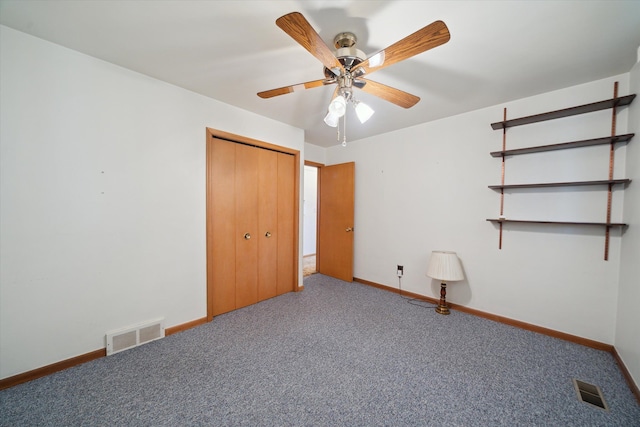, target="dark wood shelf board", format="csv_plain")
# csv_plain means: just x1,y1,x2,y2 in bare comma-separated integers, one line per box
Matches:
489,179,631,190
486,219,627,227
491,94,636,130
490,134,635,157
